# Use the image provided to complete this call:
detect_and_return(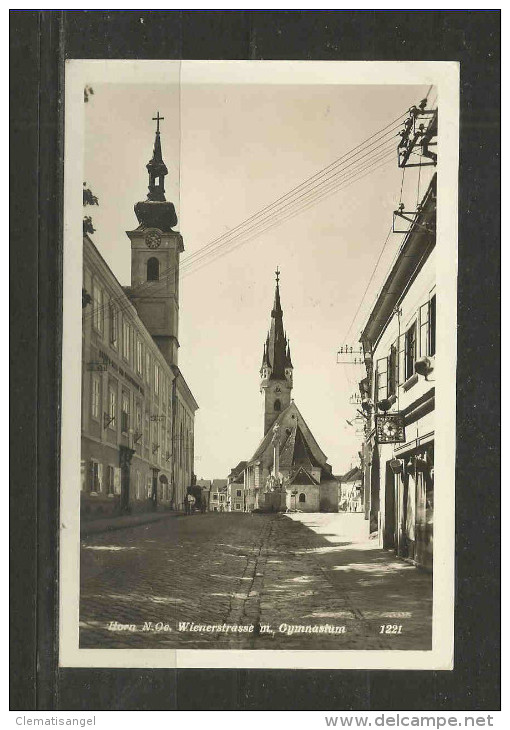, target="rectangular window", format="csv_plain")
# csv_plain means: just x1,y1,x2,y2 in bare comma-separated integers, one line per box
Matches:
405,322,417,380
136,471,141,500
376,357,388,403
154,363,160,395
144,413,150,446
108,386,117,428
135,403,142,436
136,340,143,374
236,490,242,497
145,352,151,384
121,392,129,433
219,495,225,503
93,283,103,333
420,295,437,358
235,504,241,510
109,303,118,347
90,461,102,493
387,342,398,398
91,376,100,419
122,320,130,360
107,465,115,495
